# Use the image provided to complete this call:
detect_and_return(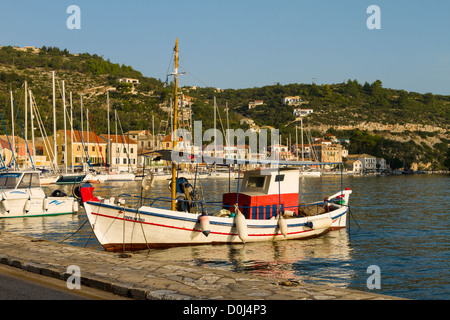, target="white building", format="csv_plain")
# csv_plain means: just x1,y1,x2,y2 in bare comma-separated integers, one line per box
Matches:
345,159,363,174
293,108,313,117
248,100,264,109
118,77,140,85
101,134,138,171
377,158,387,171
346,154,377,172
282,96,303,105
